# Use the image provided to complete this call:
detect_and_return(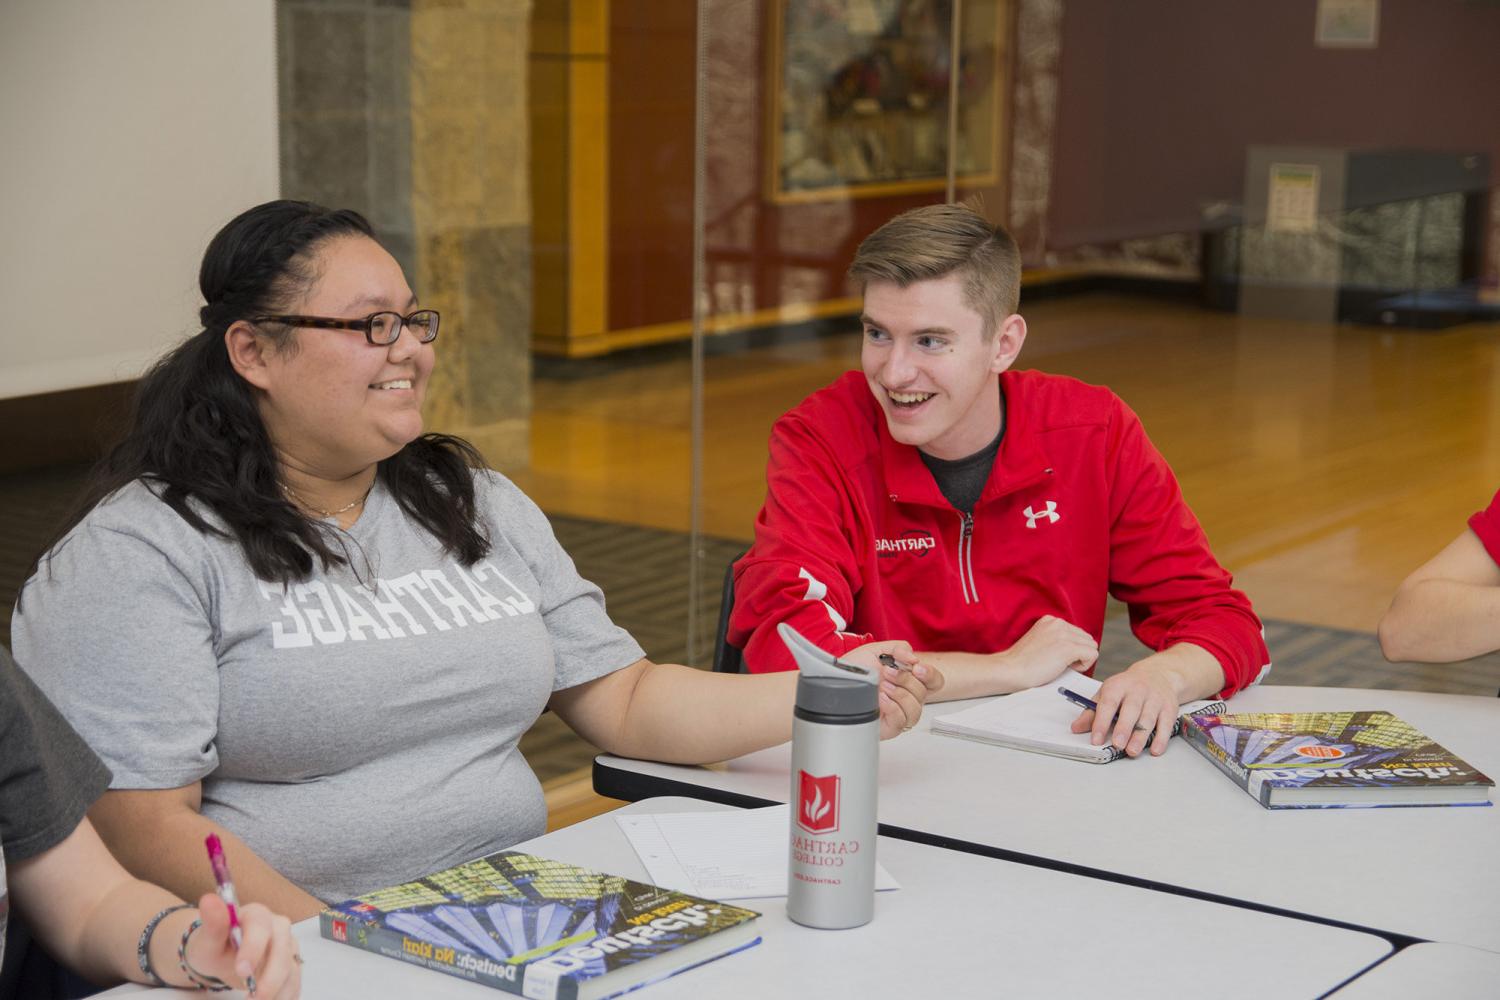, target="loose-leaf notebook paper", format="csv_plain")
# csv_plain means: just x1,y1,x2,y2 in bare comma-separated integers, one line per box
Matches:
931,671,1227,763
616,806,900,900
